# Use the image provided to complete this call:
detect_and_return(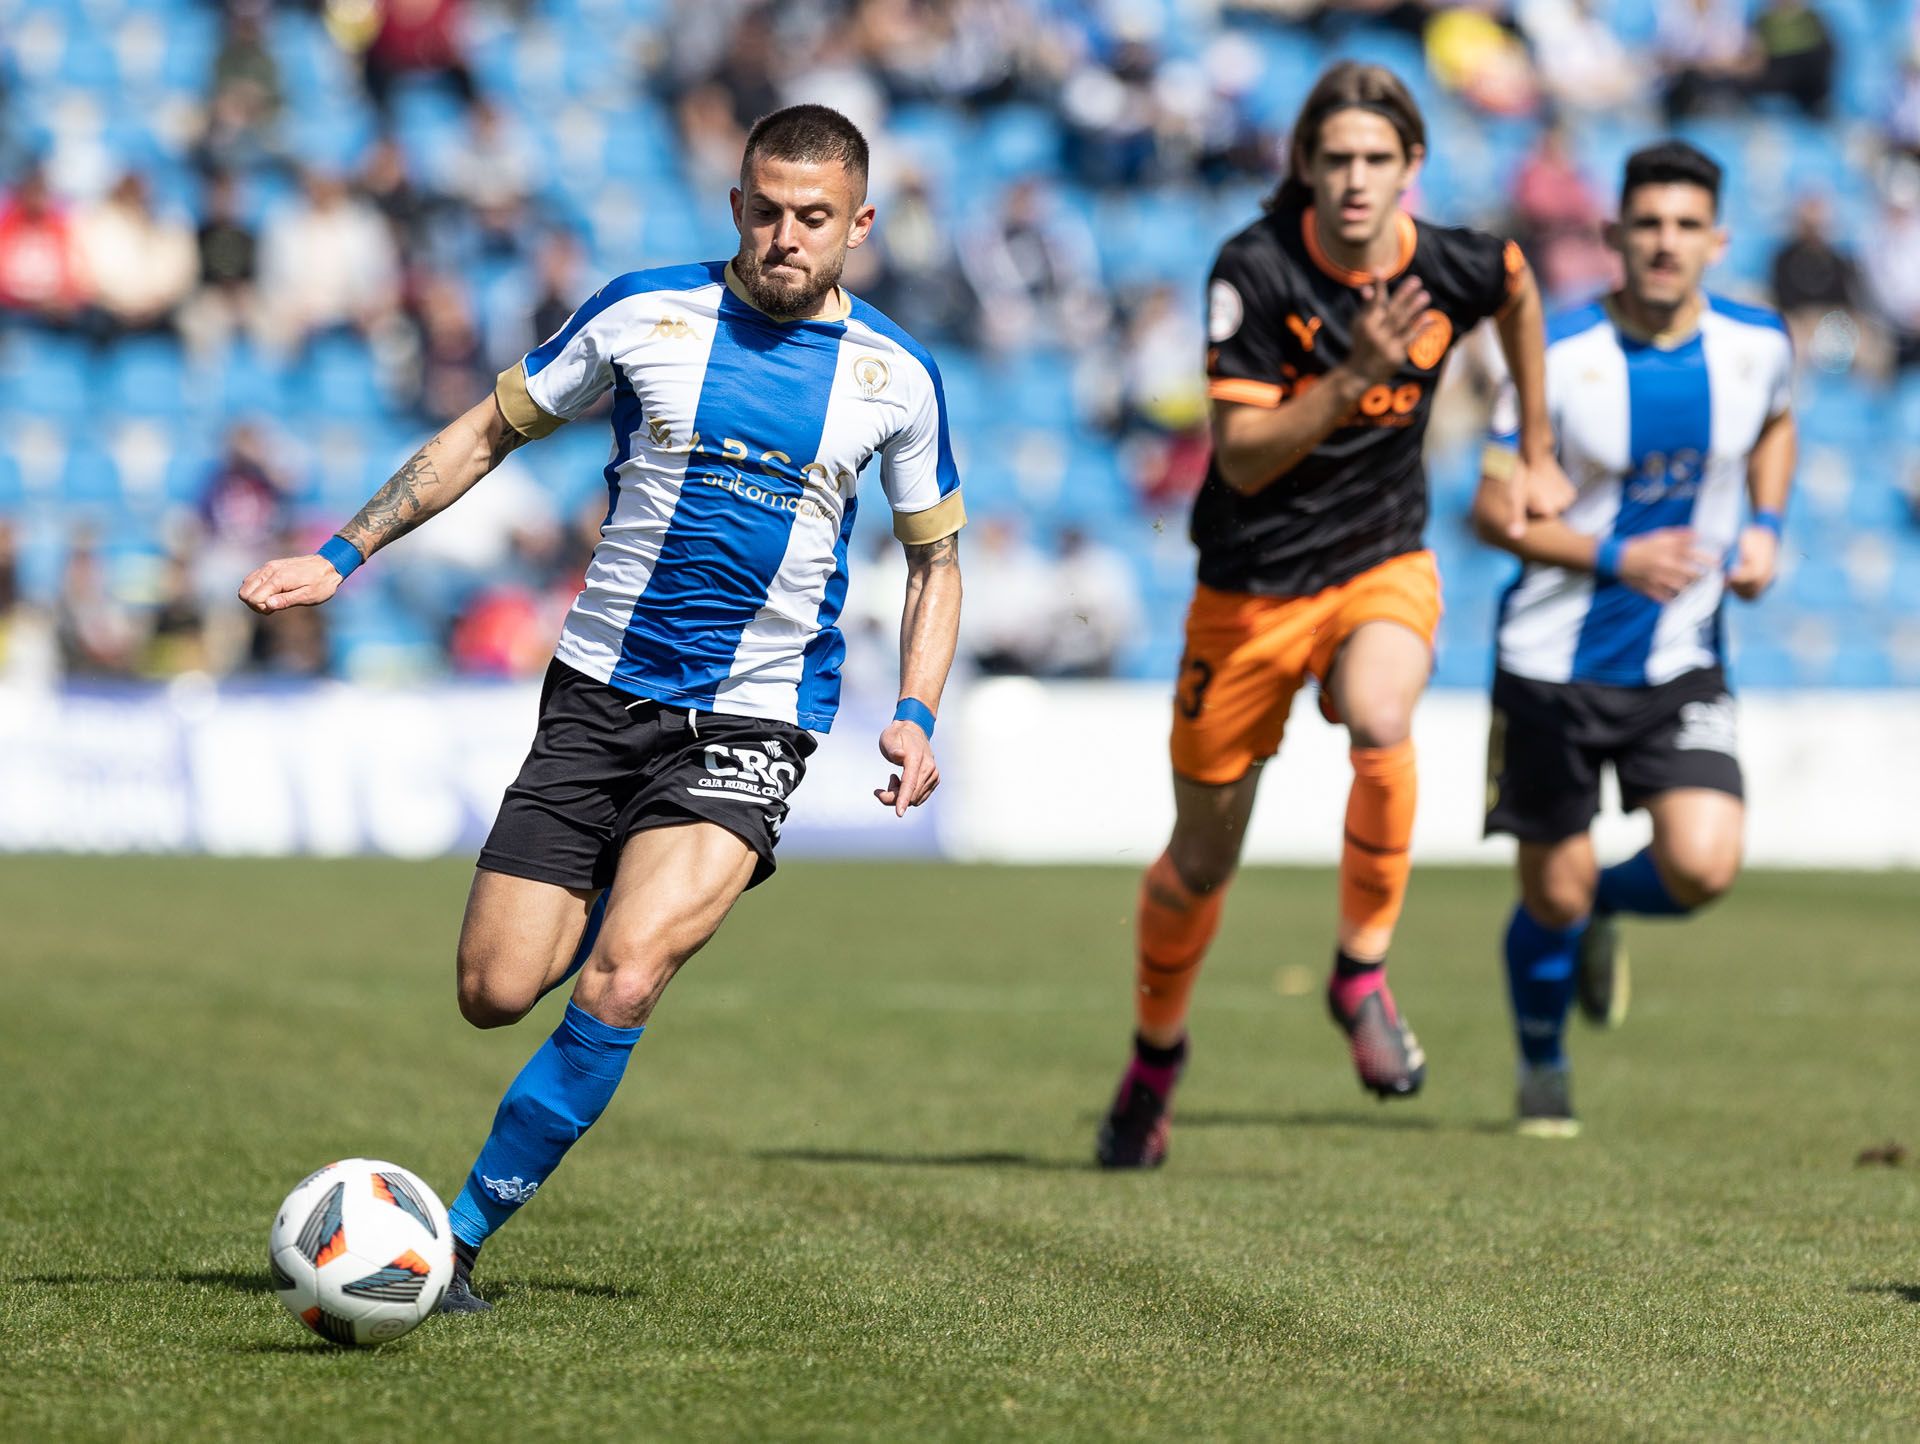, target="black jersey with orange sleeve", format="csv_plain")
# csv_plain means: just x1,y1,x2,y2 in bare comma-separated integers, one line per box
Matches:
1193,196,1527,596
